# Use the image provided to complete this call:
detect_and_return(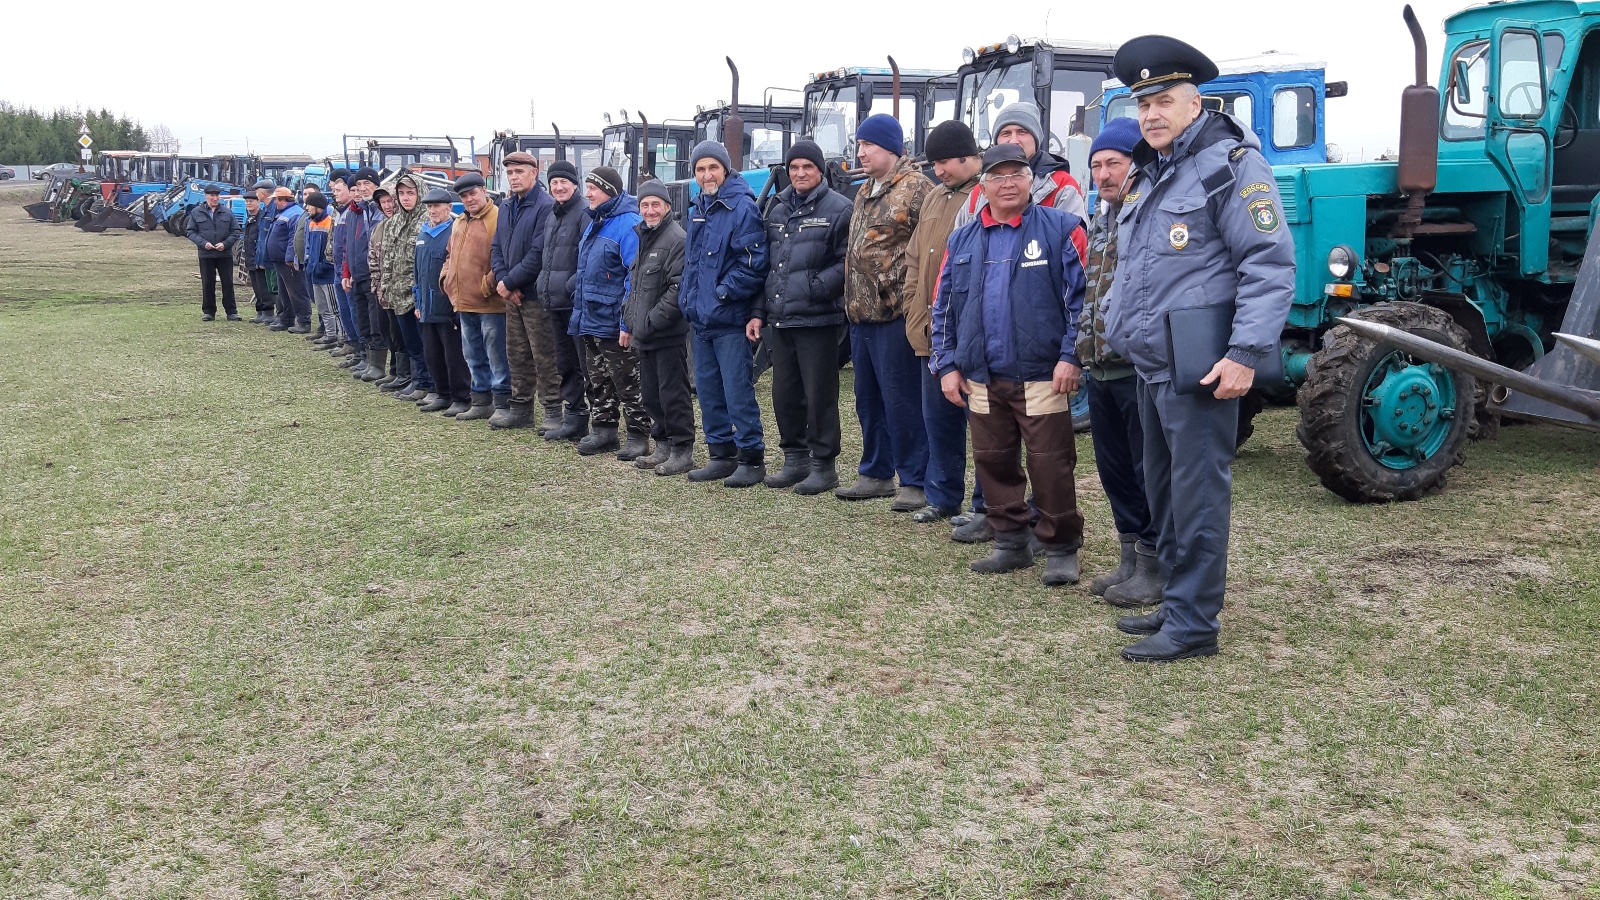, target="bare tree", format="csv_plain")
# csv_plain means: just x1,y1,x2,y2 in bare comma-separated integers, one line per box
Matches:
148,122,179,154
